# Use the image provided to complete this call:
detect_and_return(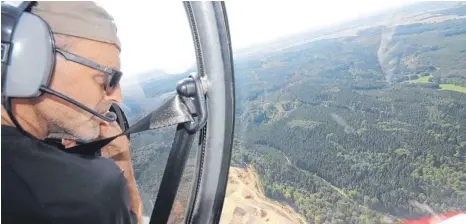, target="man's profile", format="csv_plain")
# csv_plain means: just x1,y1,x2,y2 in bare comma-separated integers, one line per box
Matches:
1,1,142,223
